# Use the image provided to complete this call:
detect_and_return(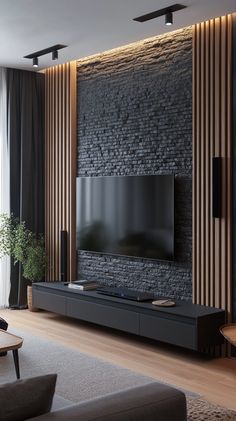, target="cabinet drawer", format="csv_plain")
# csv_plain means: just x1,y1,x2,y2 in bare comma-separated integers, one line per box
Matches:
67,298,139,335
33,290,66,315
140,314,196,350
